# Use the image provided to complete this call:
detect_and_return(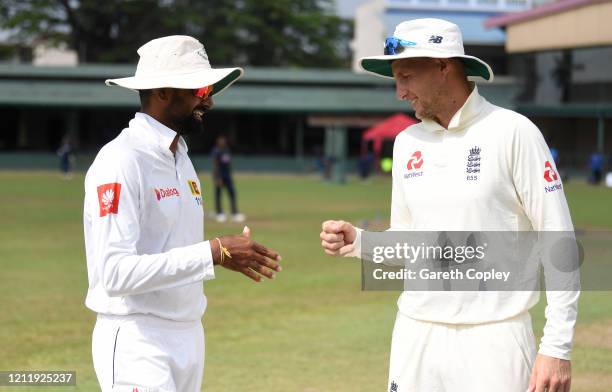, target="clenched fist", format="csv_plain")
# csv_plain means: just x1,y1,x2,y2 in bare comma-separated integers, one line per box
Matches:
320,220,357,256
